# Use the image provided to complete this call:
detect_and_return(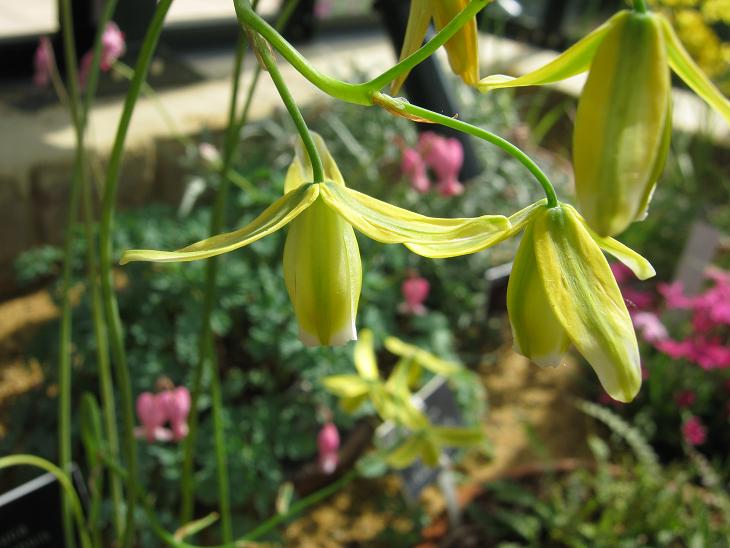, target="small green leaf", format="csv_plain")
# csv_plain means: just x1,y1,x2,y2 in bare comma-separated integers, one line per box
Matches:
321,375,370,398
